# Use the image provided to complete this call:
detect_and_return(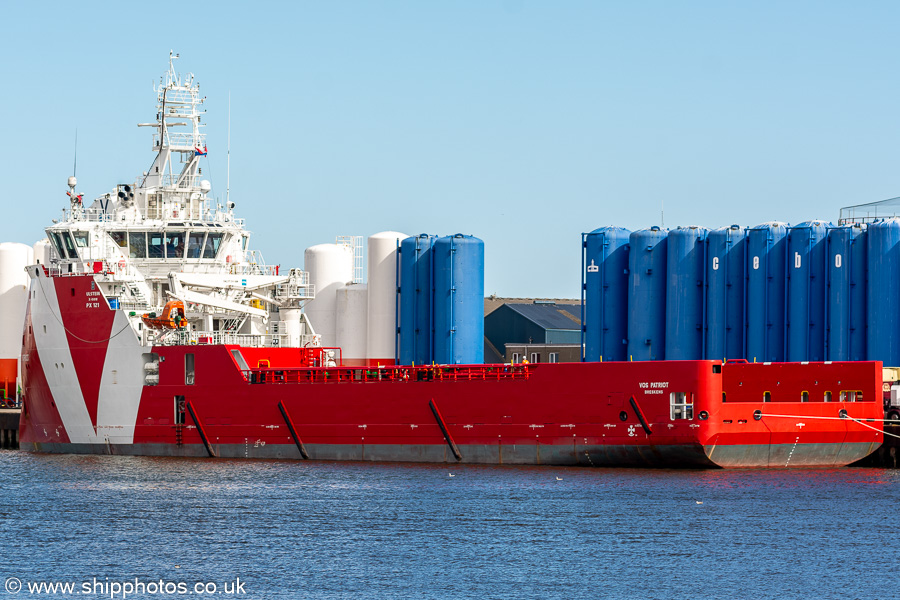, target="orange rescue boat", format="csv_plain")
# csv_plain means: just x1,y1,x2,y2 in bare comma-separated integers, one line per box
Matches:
141,300,187,330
